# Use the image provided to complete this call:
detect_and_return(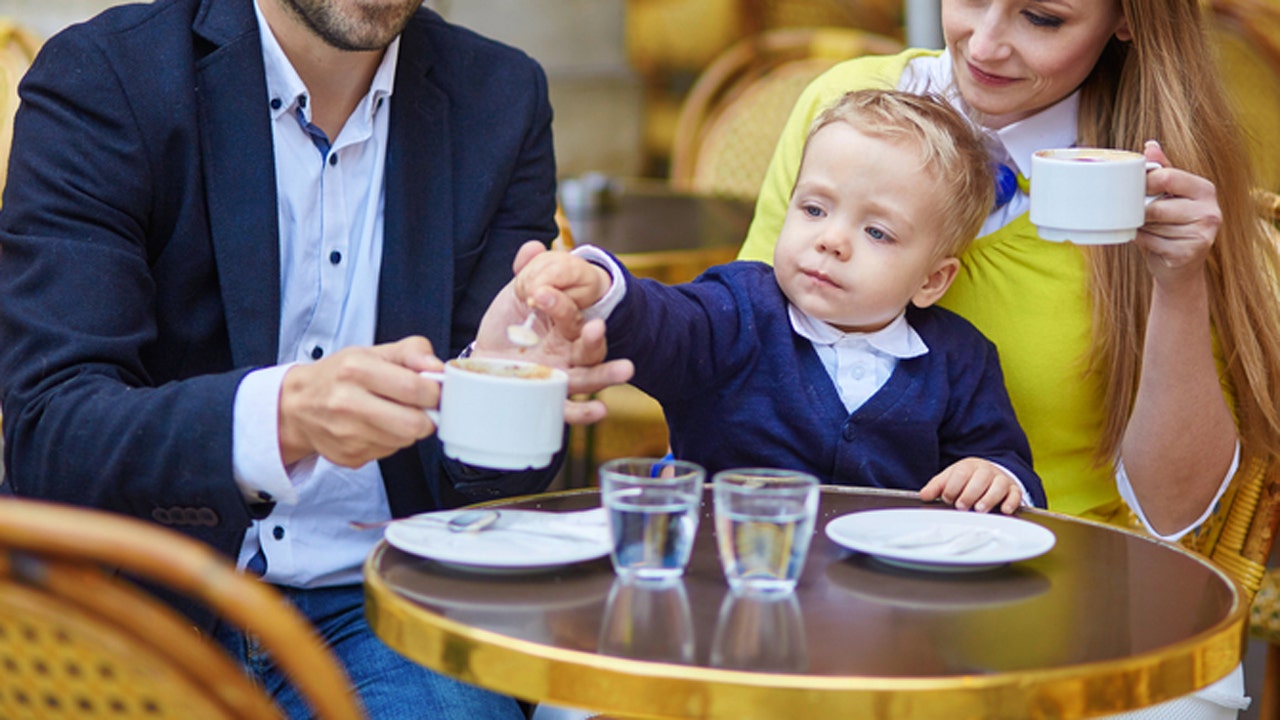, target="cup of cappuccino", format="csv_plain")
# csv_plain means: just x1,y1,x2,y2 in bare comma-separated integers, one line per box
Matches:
1030,148,1160,245
421,357,567,470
